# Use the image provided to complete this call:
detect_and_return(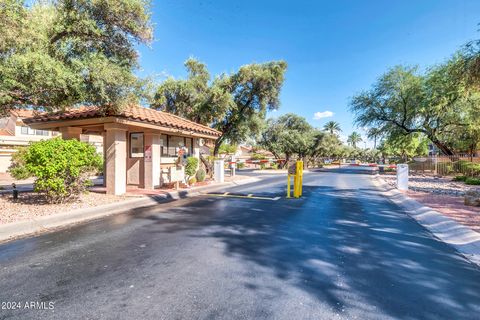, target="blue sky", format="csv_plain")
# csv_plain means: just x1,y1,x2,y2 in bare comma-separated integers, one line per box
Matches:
137,0,480,146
